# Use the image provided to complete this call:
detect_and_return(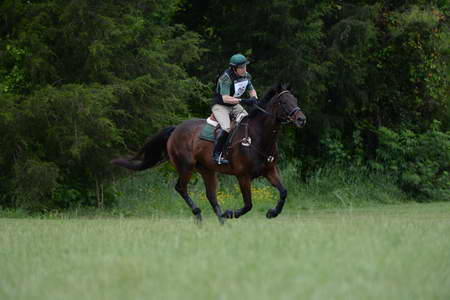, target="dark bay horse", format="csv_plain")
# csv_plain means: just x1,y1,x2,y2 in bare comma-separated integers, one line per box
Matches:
112,83,306,223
